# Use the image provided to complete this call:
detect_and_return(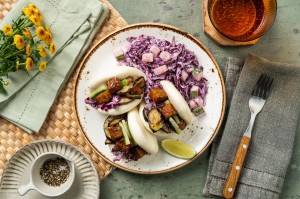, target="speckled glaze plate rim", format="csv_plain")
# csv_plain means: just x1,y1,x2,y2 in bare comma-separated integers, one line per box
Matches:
0,139,100,198
74,22,226,174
